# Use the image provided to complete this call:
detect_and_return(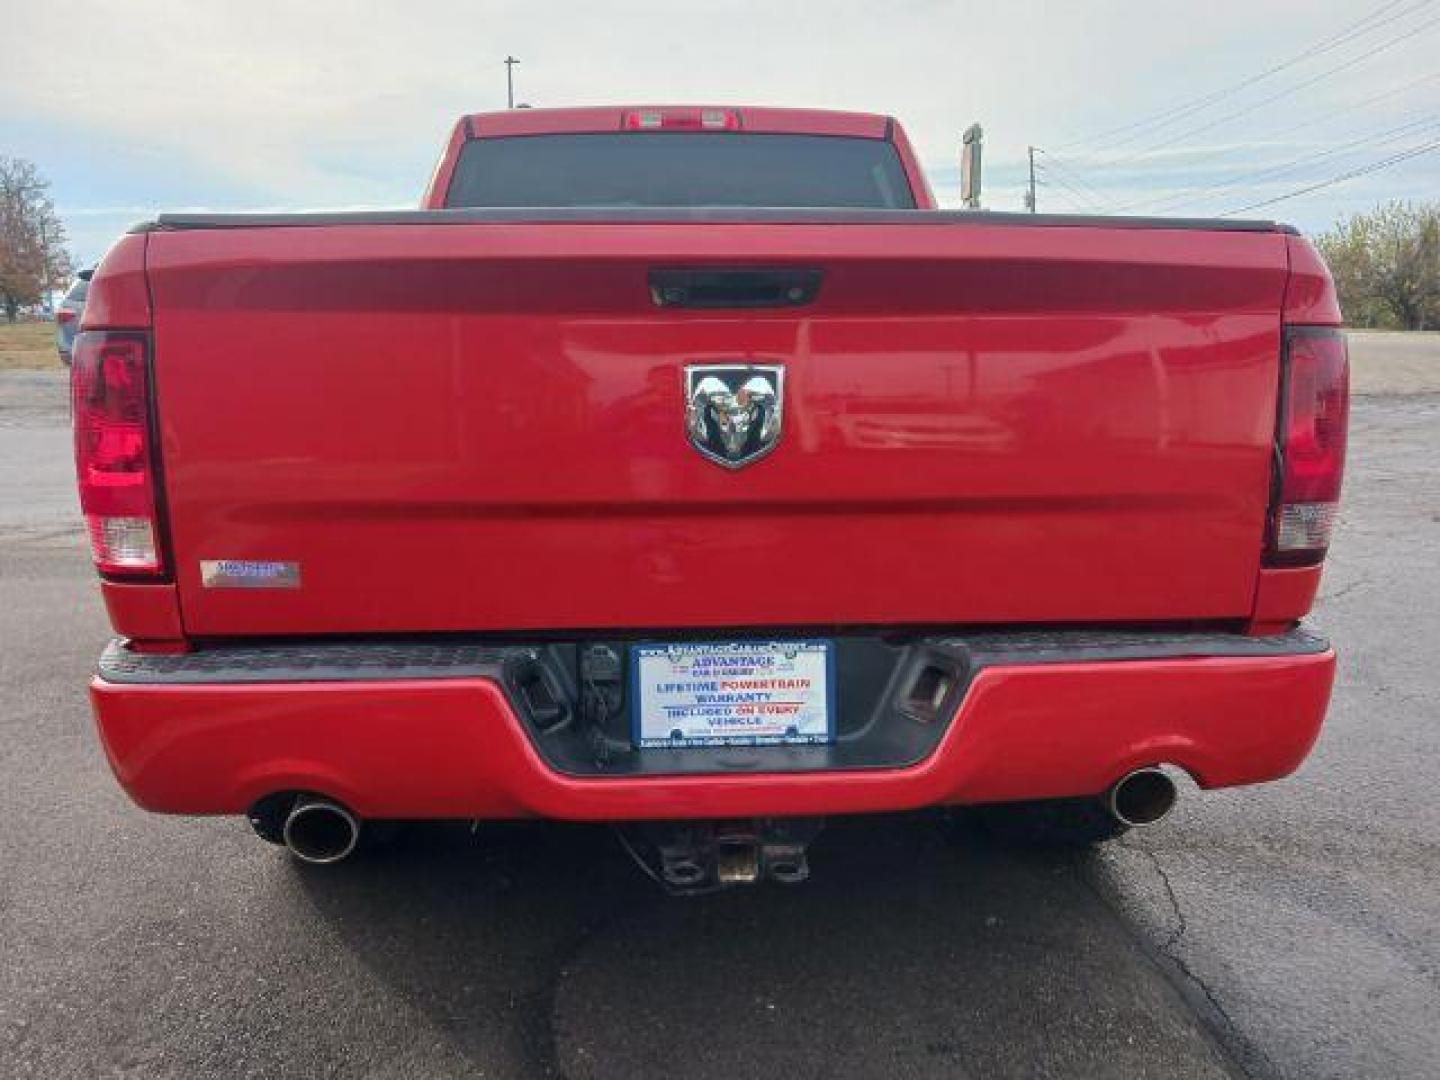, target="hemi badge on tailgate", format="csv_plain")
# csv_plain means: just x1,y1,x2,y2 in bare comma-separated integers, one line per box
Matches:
200,560,301,589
